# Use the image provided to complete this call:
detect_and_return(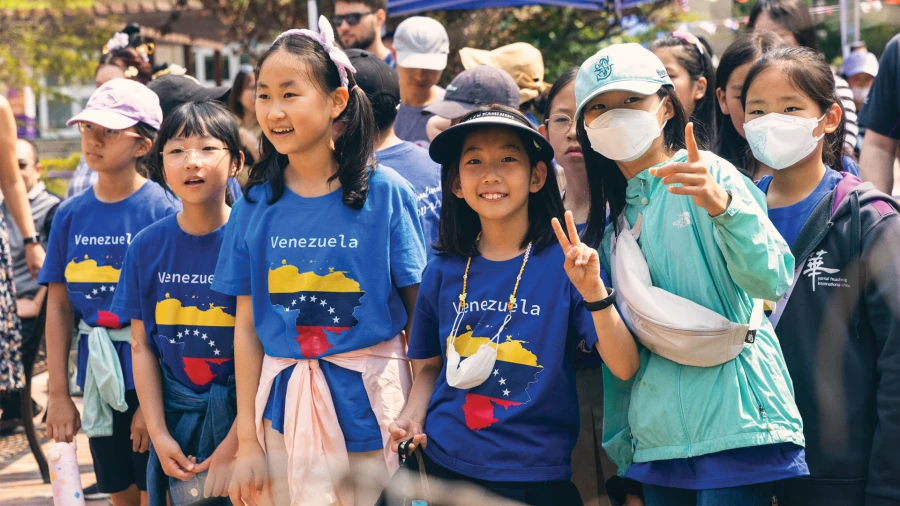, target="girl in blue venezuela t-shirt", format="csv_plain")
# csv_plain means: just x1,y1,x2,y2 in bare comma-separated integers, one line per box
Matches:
388,105,638,506
40,79,179,503
211,23,427,506
111,101,243,505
